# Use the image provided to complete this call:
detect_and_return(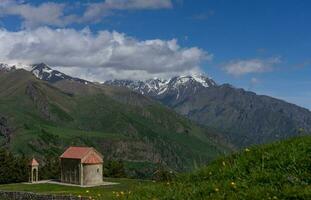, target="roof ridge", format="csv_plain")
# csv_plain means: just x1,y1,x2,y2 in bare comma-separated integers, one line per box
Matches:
60,146,102,162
